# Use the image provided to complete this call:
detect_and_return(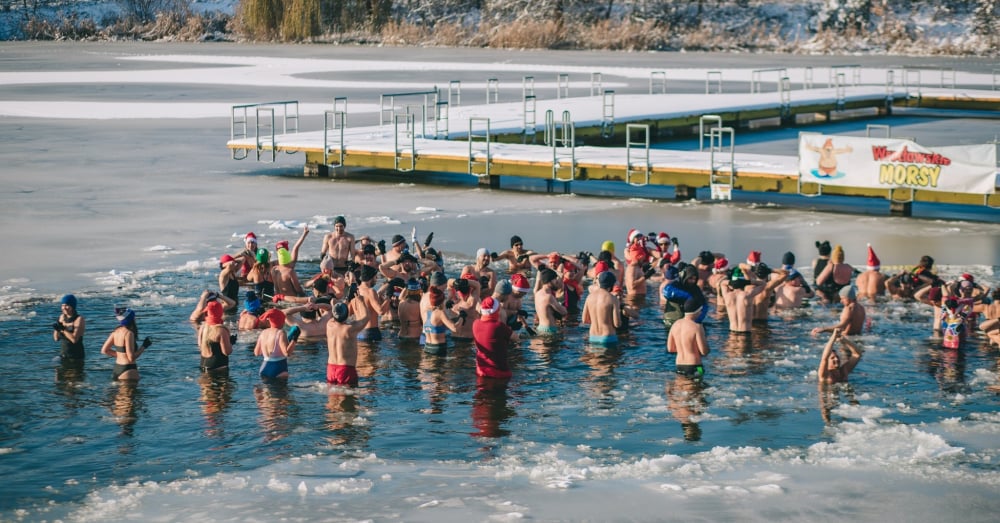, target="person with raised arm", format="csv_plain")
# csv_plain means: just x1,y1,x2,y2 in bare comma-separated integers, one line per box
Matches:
811,285,866,336
101,306,153,381
817,328,863,384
